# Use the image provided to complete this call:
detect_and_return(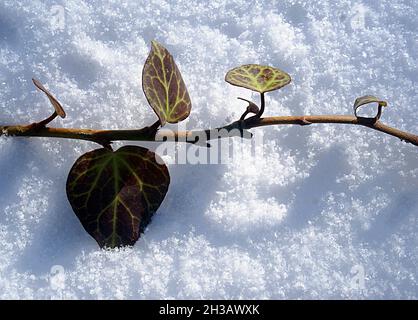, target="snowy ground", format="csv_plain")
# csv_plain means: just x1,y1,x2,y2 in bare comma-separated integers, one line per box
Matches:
0,0,417,299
